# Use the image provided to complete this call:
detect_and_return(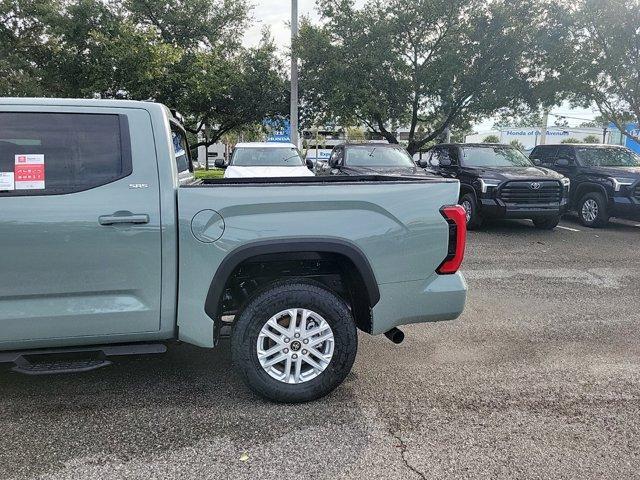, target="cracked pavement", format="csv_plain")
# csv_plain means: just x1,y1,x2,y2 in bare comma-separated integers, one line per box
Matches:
1,216,639,479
